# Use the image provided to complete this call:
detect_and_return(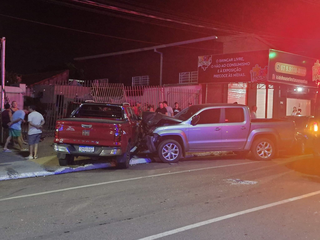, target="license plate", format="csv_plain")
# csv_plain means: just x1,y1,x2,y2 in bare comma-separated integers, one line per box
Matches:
79,146,94,153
